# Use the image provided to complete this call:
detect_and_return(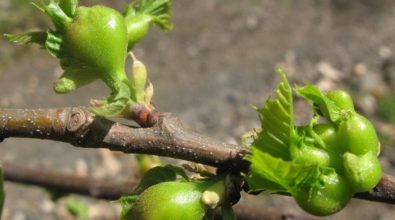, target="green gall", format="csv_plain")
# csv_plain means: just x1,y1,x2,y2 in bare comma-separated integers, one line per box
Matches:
313,123,344,172
337,113,380,155
325,90,355,112
130,181,210,220
291,144,331,167
343,152,382,192
294,172,353,216
63,5,129,90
